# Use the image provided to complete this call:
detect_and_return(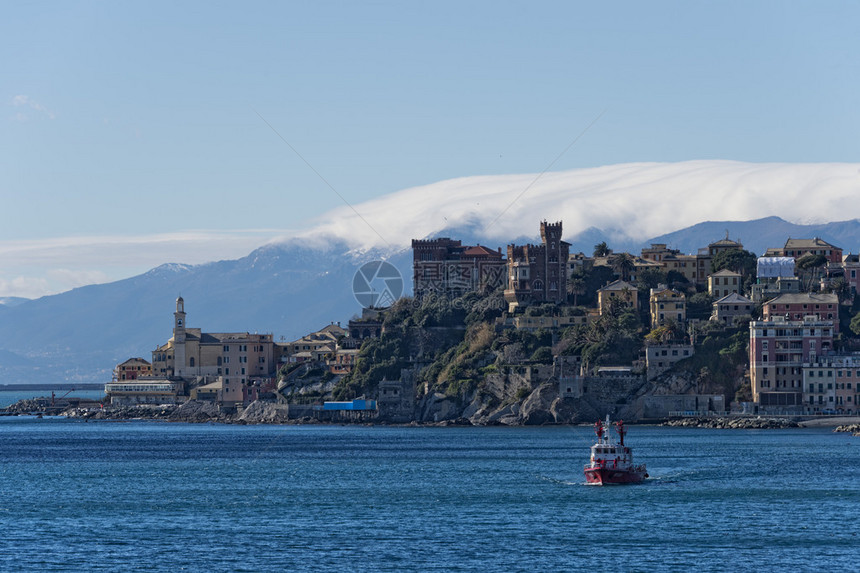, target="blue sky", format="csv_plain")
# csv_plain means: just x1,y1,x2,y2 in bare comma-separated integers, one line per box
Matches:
2,1,860,297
